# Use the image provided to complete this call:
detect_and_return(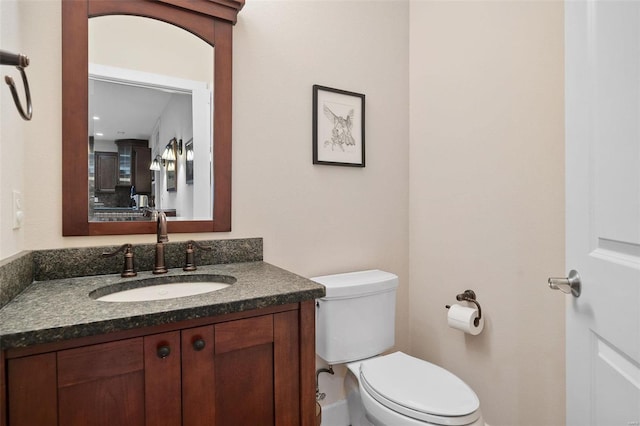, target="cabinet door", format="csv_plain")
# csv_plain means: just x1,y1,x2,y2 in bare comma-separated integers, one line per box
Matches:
118,144,132,186
57,338,145,426
95,151,118,193
7,353,57,426
214,314,275,425
144,331,181,426
182,325,215,426
209,313,302,426
133,145,152,193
